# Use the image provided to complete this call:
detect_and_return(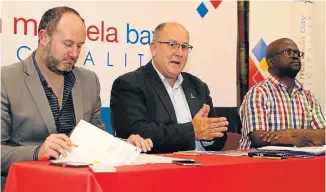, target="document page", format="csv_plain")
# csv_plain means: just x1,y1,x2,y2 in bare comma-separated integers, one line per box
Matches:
53,120,141,166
